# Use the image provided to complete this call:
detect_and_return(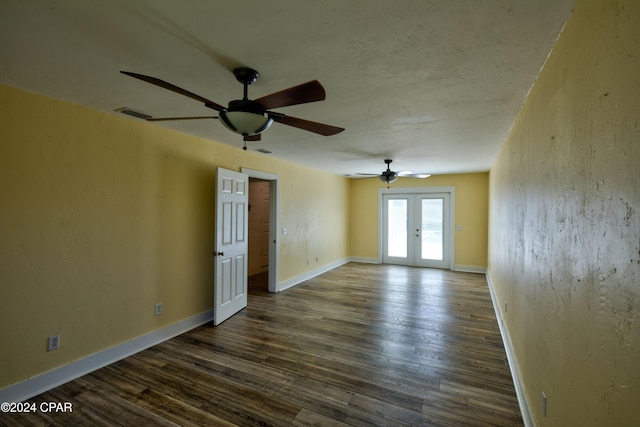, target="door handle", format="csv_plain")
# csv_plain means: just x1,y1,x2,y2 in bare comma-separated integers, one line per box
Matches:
213,251,224,256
